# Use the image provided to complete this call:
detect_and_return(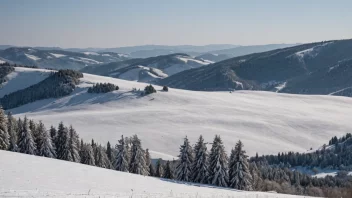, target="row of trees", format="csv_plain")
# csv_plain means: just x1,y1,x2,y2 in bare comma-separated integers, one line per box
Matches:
87,83,119,93
253,133,352,170
1,108,352,197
